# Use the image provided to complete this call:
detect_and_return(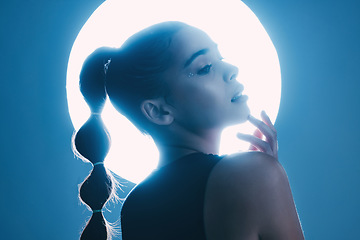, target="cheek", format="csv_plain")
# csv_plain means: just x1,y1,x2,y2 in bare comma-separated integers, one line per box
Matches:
176,83,224,109
194,84,225,108
166,74,227,118
176,85,227,126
